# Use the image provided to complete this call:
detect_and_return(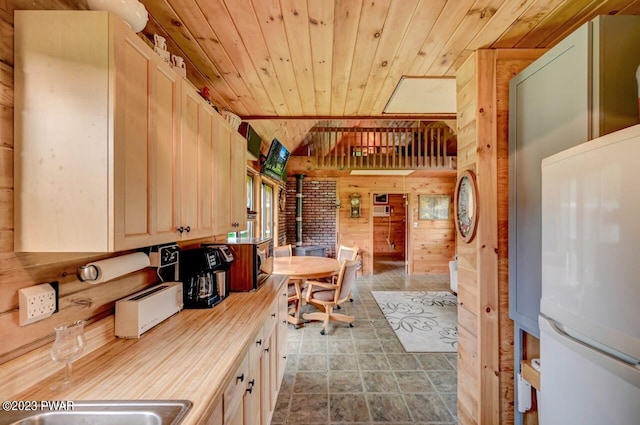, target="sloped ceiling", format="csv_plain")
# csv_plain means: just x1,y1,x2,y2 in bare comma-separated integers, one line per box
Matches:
137,0,640,153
